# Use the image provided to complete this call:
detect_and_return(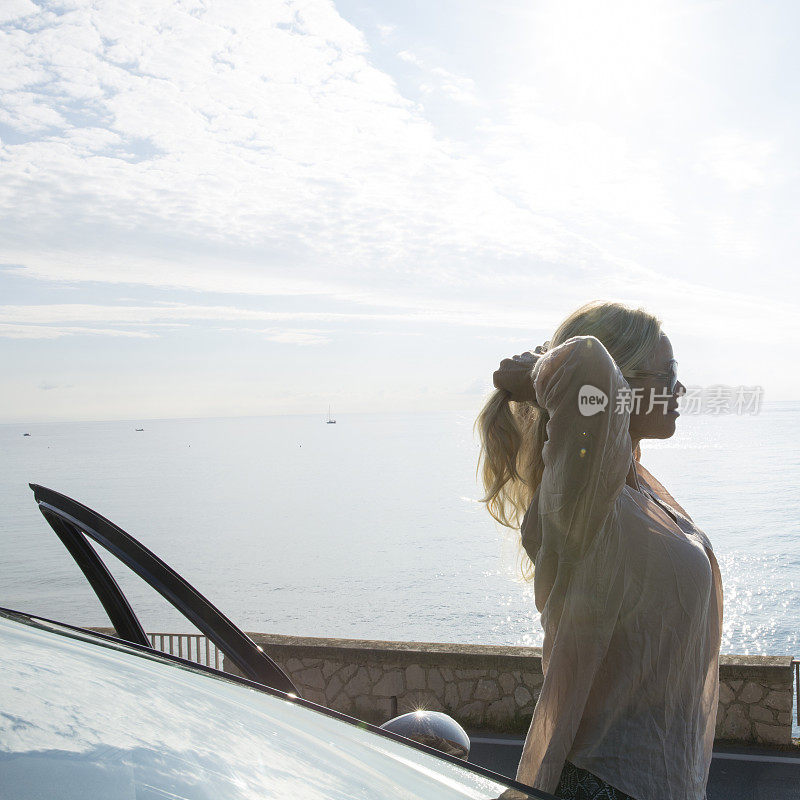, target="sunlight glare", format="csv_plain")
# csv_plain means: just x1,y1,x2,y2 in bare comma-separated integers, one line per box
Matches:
536,0,674,105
